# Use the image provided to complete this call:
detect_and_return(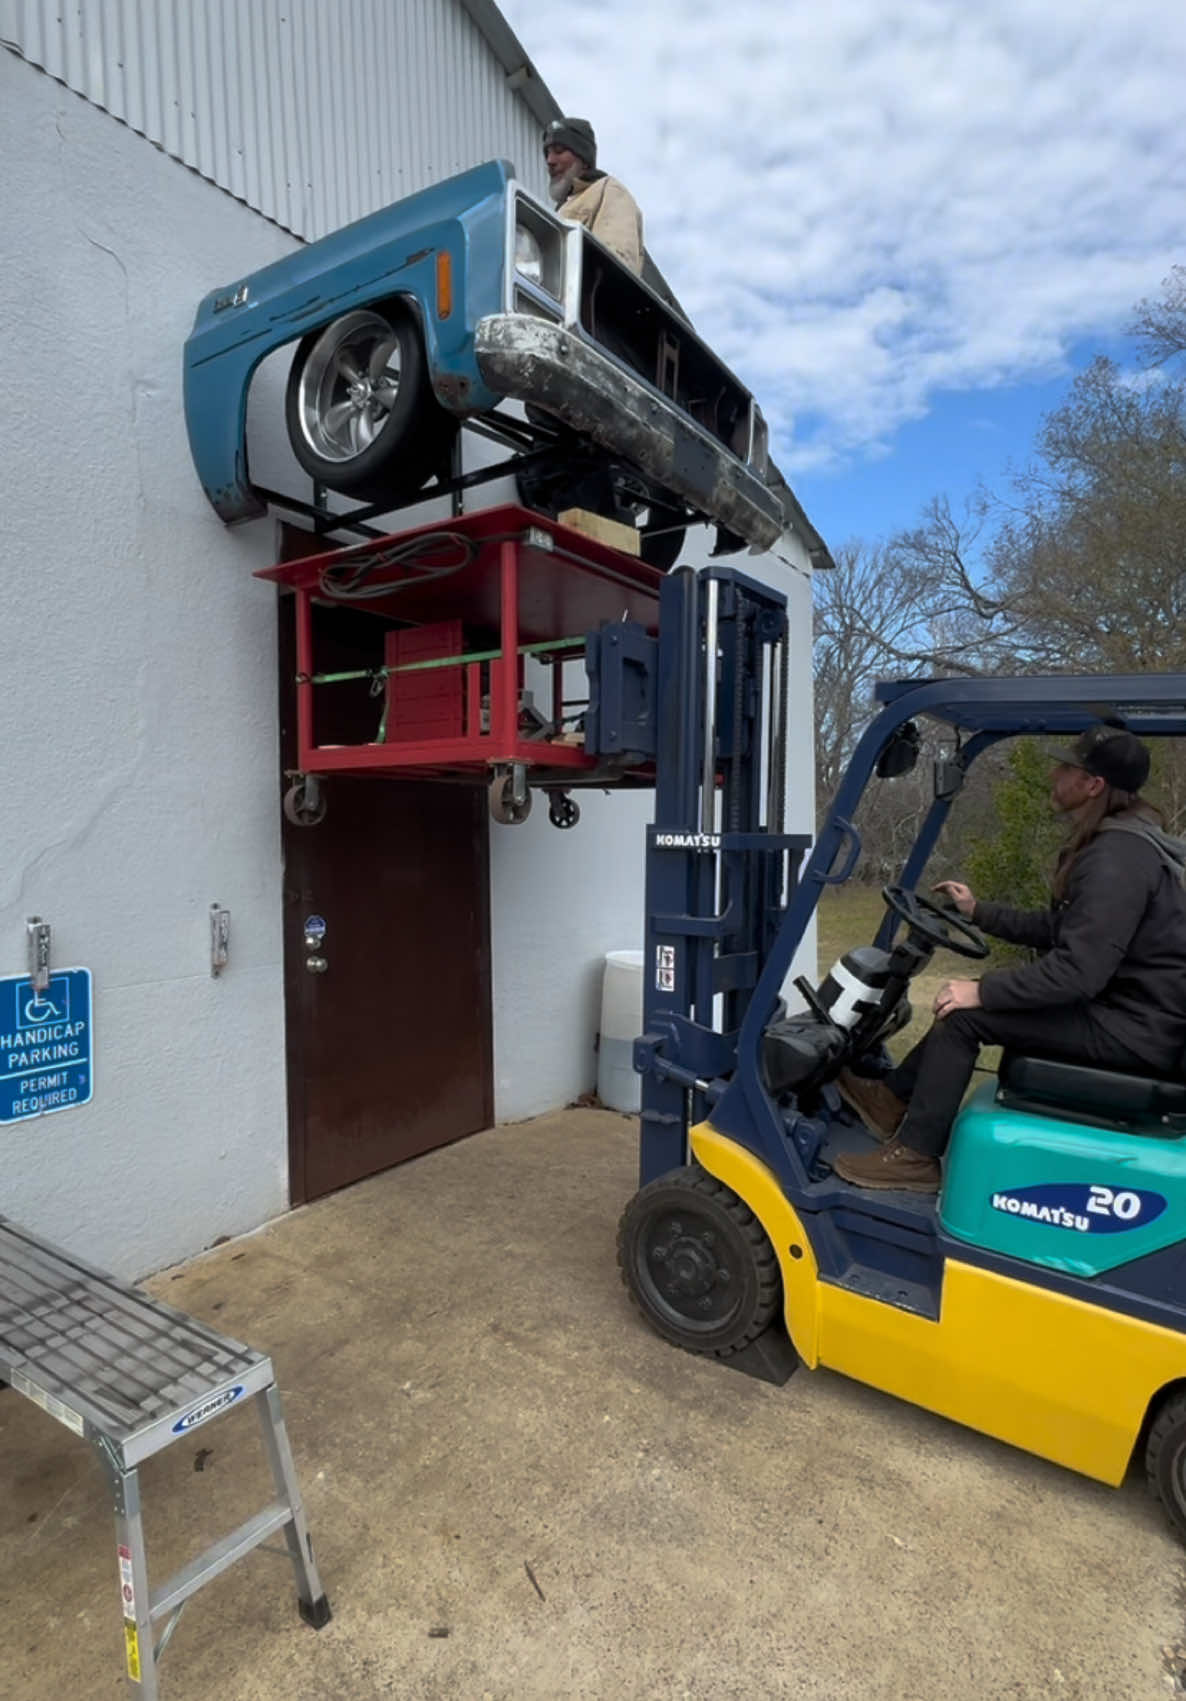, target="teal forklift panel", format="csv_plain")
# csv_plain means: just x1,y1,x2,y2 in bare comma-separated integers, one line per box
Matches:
941,1083,1186,1278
